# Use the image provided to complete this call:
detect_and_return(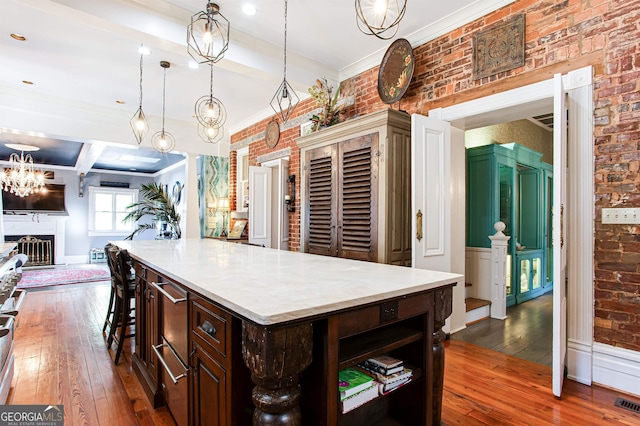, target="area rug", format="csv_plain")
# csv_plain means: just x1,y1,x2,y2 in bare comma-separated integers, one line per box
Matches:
17,267,111,289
